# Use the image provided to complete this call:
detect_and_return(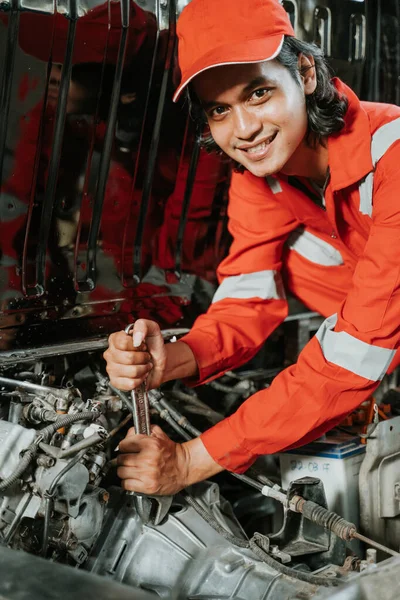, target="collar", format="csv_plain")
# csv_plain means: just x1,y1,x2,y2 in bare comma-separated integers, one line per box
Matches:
327,79,373,192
